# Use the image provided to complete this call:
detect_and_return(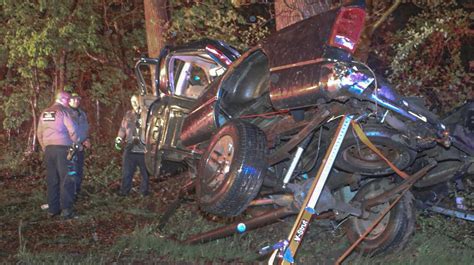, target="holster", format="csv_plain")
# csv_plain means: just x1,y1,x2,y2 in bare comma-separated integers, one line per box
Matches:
67,144,79,161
